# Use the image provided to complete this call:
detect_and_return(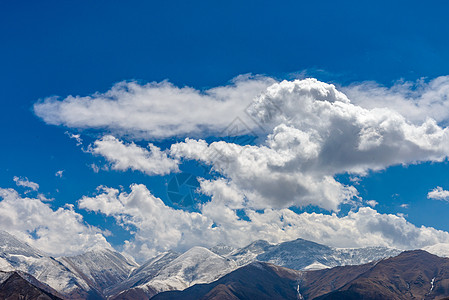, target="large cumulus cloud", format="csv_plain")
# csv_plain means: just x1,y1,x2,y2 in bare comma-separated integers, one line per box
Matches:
169,78,449,210
67,78,449,212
